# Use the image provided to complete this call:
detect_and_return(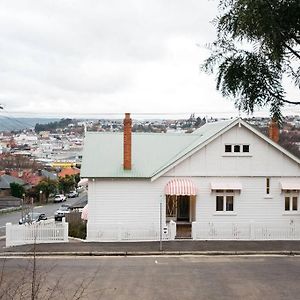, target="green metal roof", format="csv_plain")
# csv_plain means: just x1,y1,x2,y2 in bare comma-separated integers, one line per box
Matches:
80,118,238,178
